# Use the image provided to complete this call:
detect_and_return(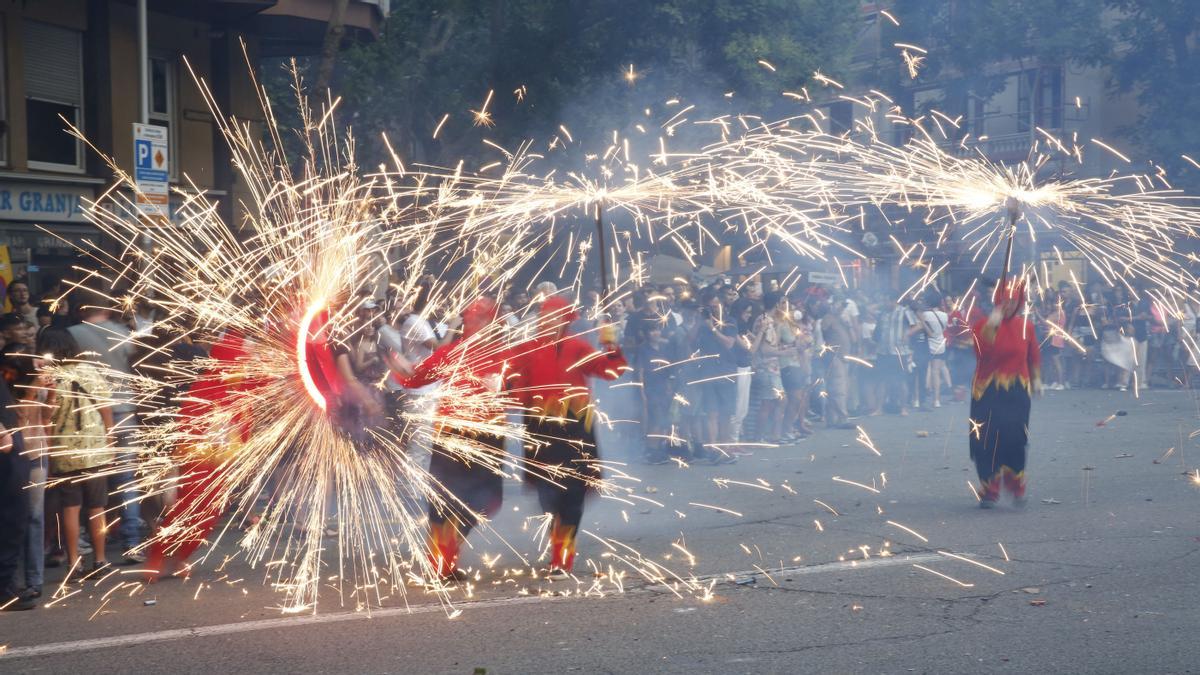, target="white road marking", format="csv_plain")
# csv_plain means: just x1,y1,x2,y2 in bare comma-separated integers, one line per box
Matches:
1,553,943,660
